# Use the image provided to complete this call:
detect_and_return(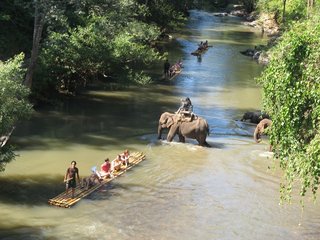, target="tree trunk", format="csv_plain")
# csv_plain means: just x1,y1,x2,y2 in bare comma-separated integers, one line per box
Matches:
282,0,286,24
307,0,315,18
0,127,15,148
24,2,45,89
